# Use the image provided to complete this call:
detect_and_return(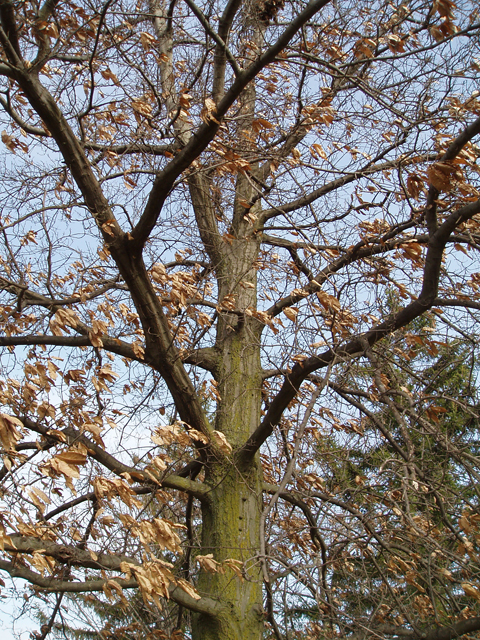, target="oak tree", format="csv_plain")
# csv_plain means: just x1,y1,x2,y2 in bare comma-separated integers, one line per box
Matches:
1,0,480,638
